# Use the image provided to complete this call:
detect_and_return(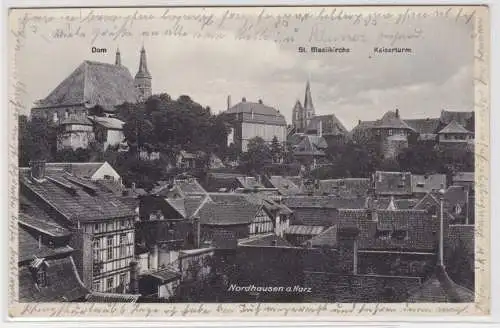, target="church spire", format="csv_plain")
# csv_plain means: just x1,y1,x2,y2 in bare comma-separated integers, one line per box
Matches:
115,47,121,66
134,45,152,101
136,45,151,78
303,80,315,128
